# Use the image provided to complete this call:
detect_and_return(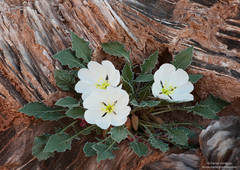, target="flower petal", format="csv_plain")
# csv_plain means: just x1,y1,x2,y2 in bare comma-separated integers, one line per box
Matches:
101,60,115,71
114,89,129,106
118,84,123,89
109,70,121,87
82,92,89,100
83,92,105,109
77,68,96,82
82,85,131,129
84,109,101,124
75,81,92,94
114,106,131,118
87,61,103,71
152,81,162,98
111,116,127,126
102,60,120,86
169,69,189,87
87,61,107,80
171,93,194,102
101,86,128,105
159,94,171,101
154,64,176,83
95,115,111,129
174,81,194,95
